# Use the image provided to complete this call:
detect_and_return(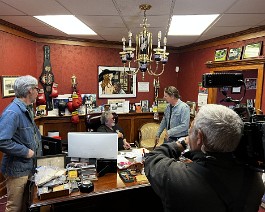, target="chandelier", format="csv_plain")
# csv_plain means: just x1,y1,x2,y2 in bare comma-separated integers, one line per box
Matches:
119,4,169,80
